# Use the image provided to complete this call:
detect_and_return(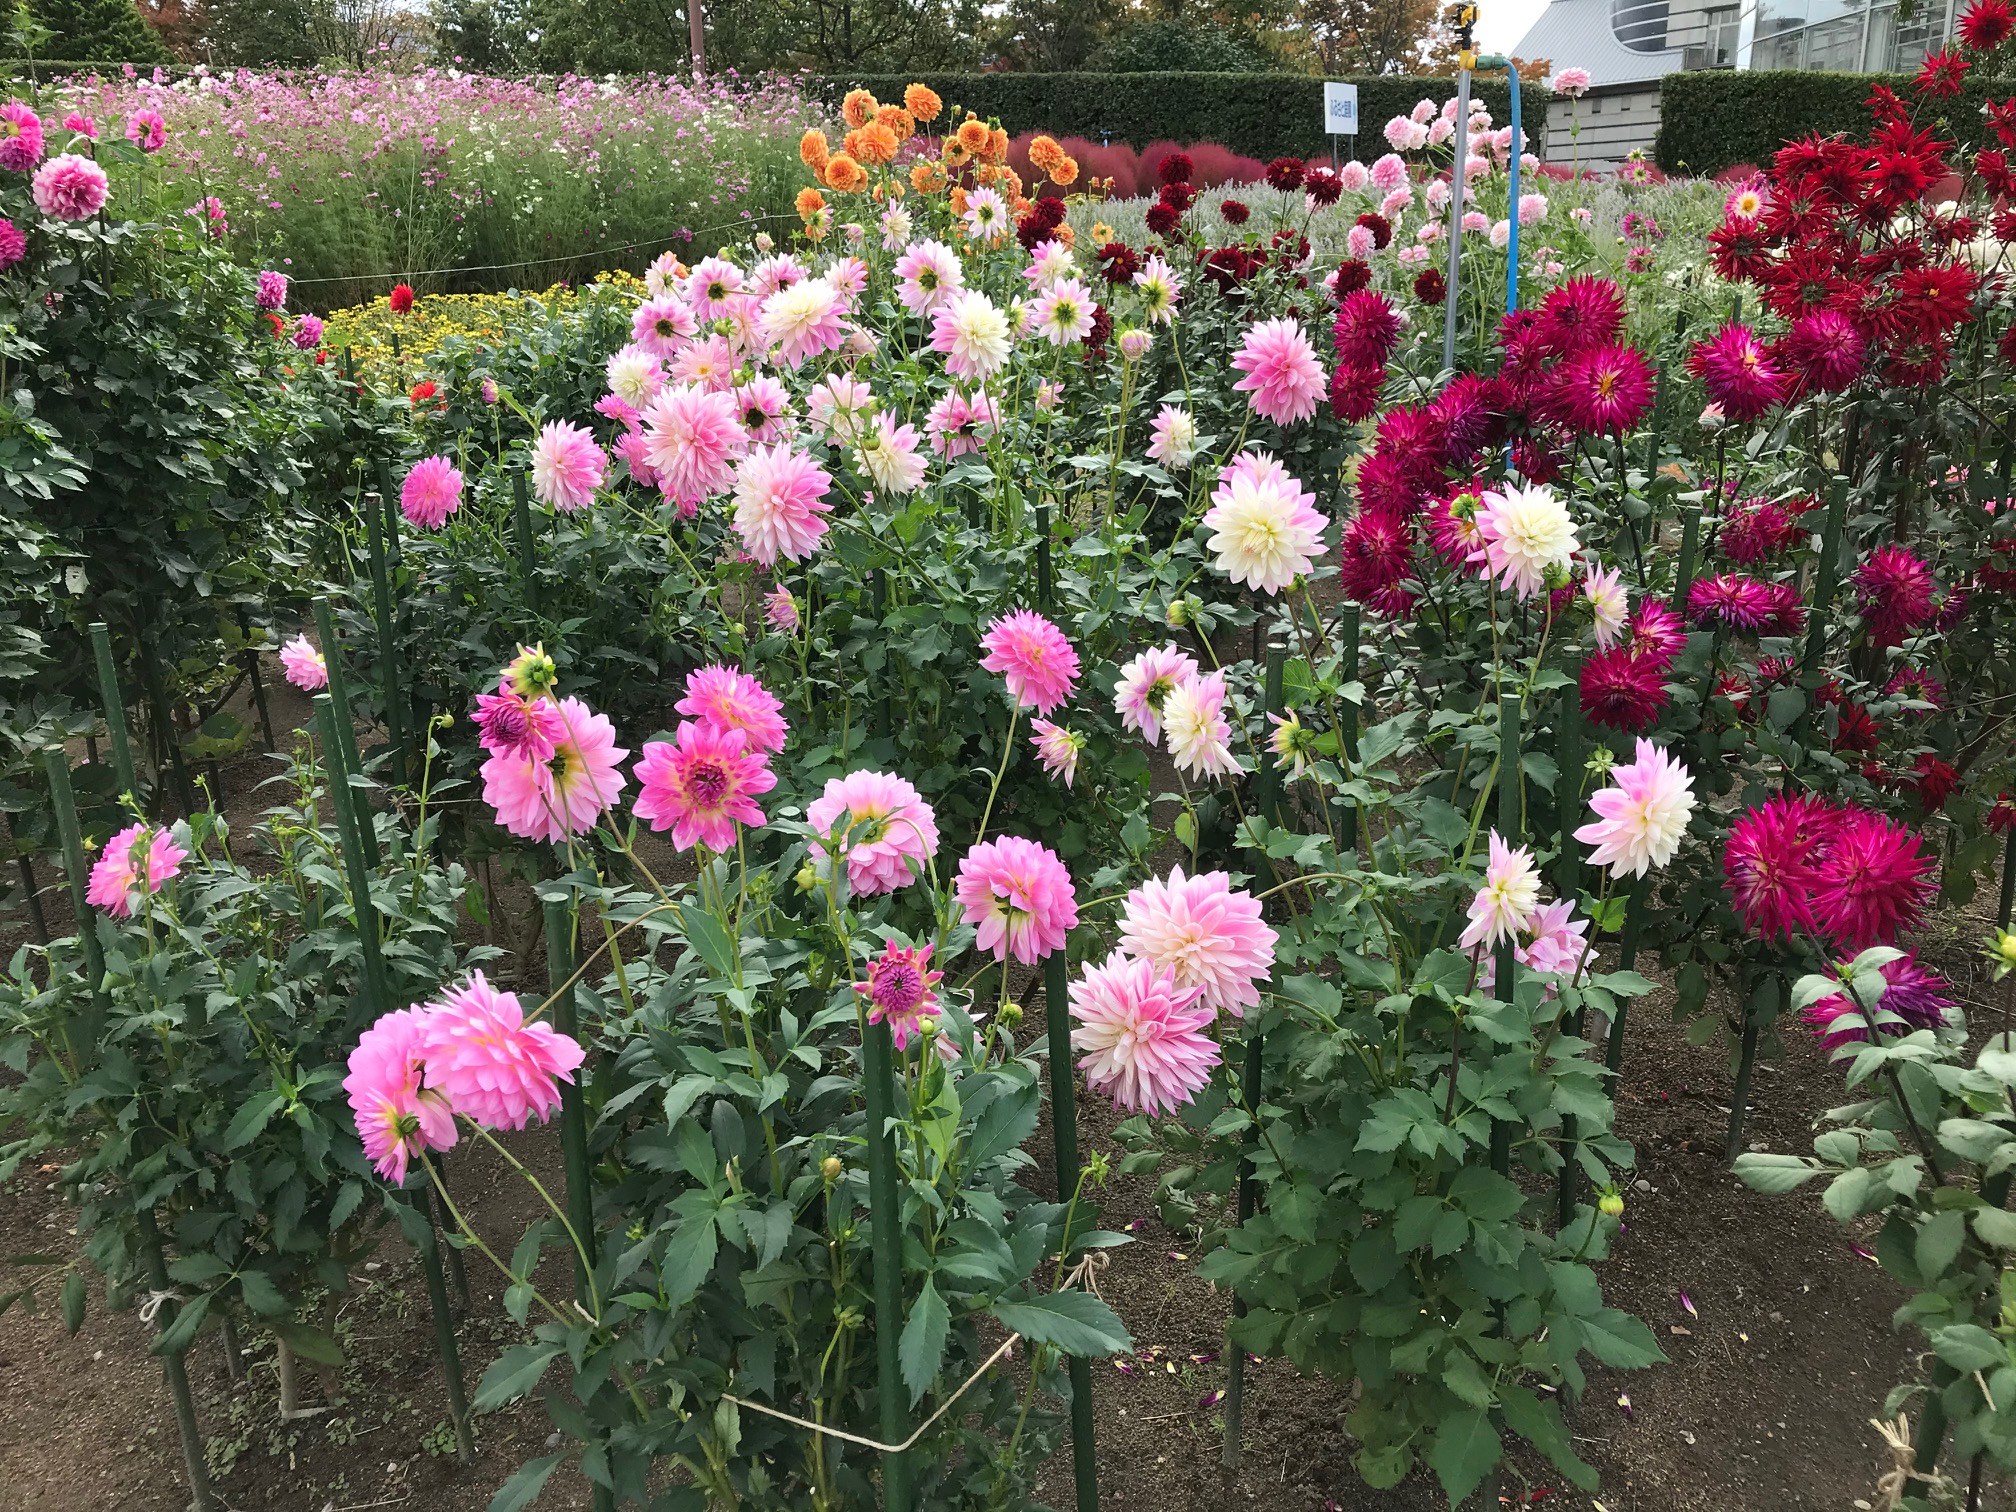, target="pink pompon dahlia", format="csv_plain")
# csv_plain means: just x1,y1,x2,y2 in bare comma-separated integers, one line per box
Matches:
633,718,775,853
1117,865,1277,1018
278,634,328,691
400,455,464,529
1204,450,1328,594
1722,792,1844,942
481,696,629,843
855,942,944,1051
1801,950,1955,1052
1232,317,1326,427
1114,645,1199,744
418,972,585,1132
1811,807,1938,951
344,1007,458,1184
955,835,1079,964
1459,830,1543,953
1070,950,1221,1116
1854,544,1936,647
124,108,165,153
731,443,832,566
1574,737,1696,878
30,152,108,220
641,383,749,509
1686,322,1788,422
0,217,24,272
86,822,187,916
980,609,1080,715
530,420,606,513
807,769,940,895
0,100,44,172
677,664,788,754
